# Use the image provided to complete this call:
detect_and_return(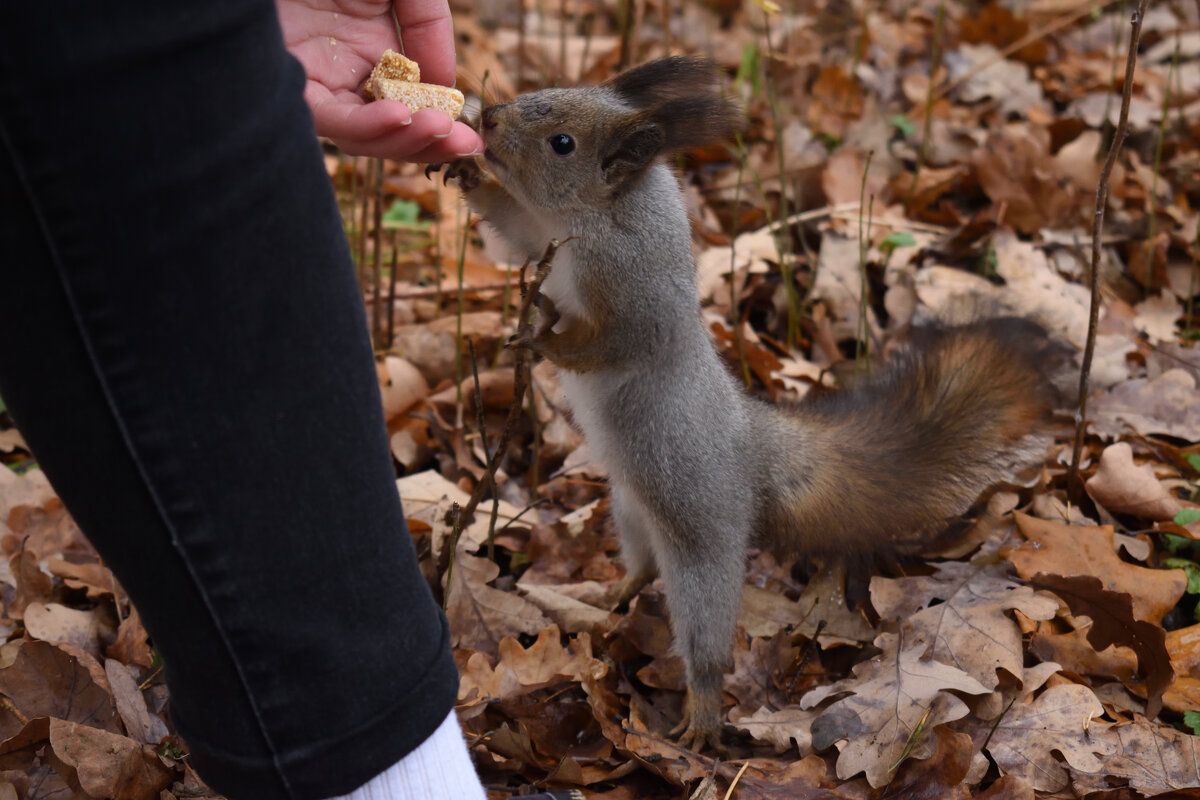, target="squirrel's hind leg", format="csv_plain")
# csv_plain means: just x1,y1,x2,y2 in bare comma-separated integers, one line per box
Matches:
608,484,659,609
655,516,749,751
